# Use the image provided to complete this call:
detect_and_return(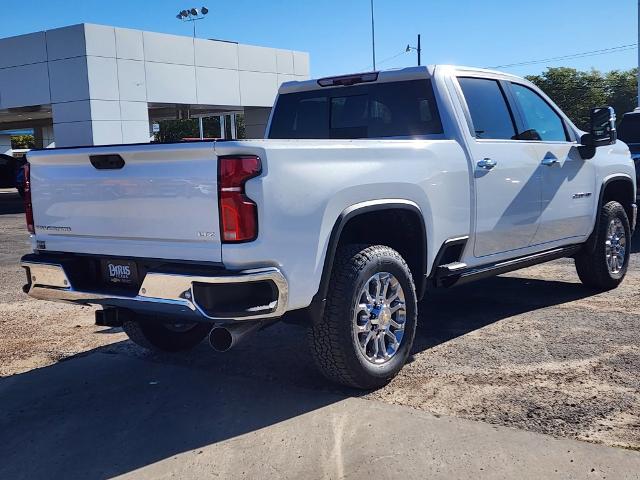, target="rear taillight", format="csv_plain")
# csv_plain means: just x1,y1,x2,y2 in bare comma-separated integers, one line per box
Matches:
218,156,261,243
23,163,34,234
